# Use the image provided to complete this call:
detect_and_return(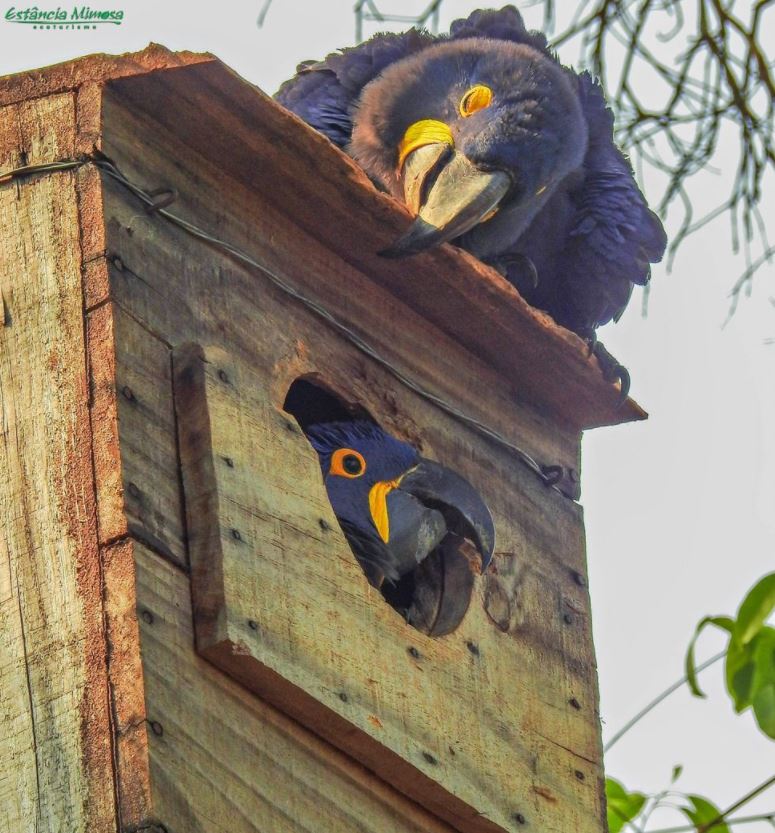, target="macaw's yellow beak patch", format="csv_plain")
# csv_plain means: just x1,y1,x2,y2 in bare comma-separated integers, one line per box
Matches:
397,119,454,169
368,478,402,543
